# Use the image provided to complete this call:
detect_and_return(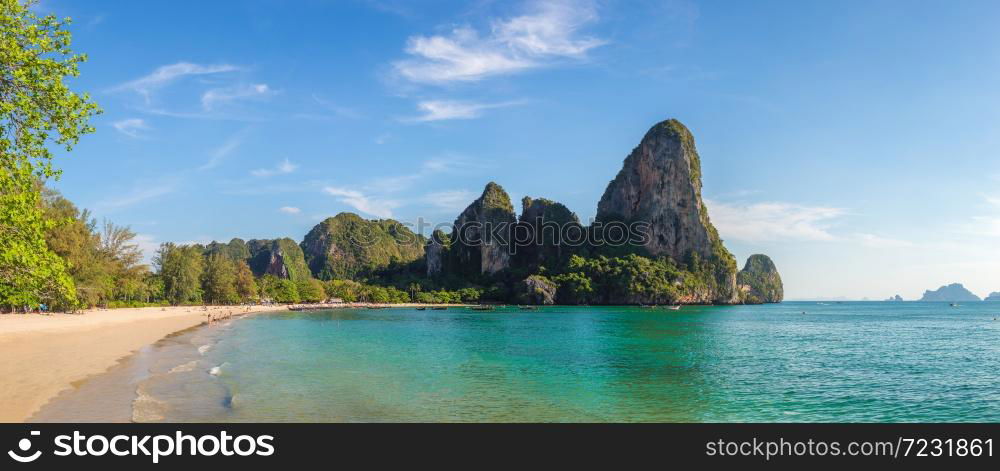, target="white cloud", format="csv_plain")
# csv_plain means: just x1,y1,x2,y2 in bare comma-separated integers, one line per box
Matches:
422,190,476,212
394,0,604,84
322,187,399,218
251,158,298,177
200,132,246,170
368,156,479,192
97,182,175,211
112,118,150,138
707,200,846,242
279,206,301,214
311,94,363,119
406,100,522,122
202,83,273,111
112,62,239,101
